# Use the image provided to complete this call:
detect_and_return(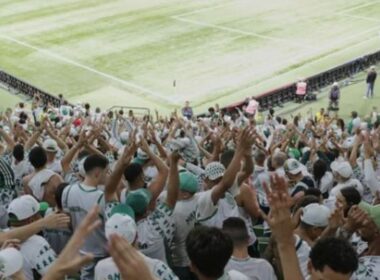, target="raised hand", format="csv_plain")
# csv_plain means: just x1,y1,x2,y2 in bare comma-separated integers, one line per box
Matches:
42,206,101,279
42,213,70,230
109,234,157,280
